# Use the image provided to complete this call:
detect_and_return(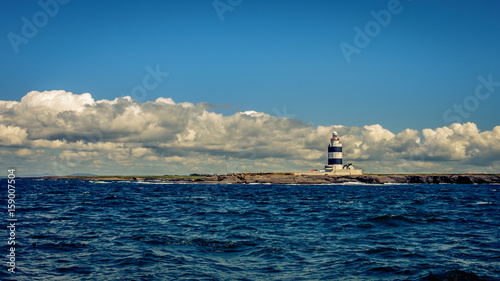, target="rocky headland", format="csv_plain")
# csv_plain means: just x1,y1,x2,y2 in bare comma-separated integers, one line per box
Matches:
39,173,500,185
